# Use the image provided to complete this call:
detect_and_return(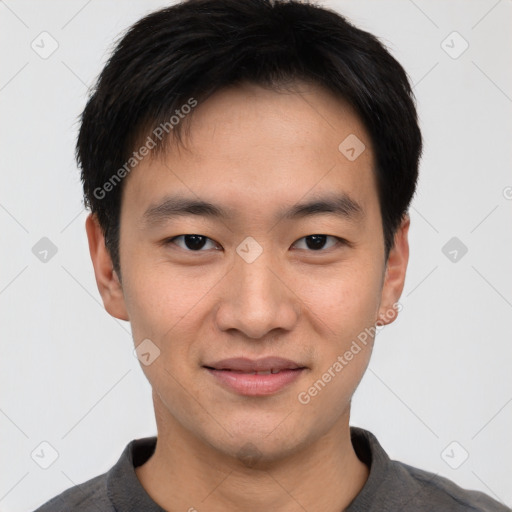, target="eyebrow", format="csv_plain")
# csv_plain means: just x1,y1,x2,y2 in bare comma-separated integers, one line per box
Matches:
142,193,364,227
